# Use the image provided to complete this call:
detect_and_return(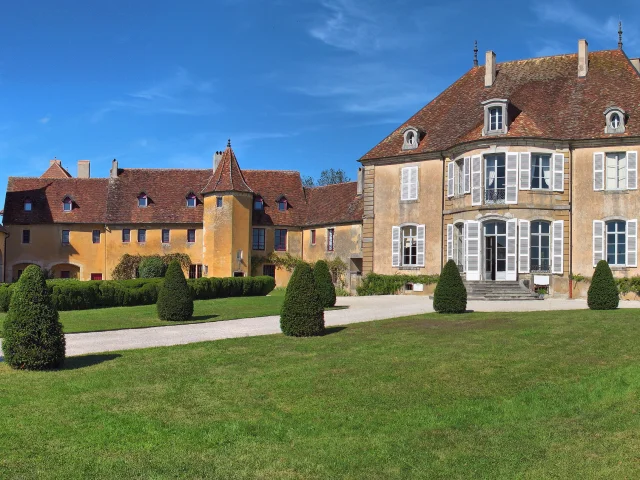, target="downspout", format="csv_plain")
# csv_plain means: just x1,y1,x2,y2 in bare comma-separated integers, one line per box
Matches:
568,144,574,299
